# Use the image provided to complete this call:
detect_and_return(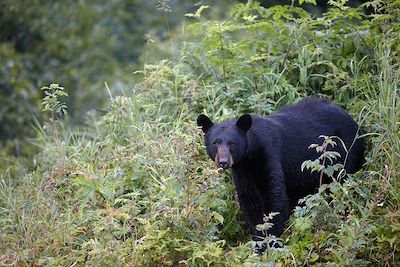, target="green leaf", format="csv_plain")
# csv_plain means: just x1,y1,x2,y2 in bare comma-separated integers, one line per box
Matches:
185,5,209,19
211,211,224,224
294,217,312,232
